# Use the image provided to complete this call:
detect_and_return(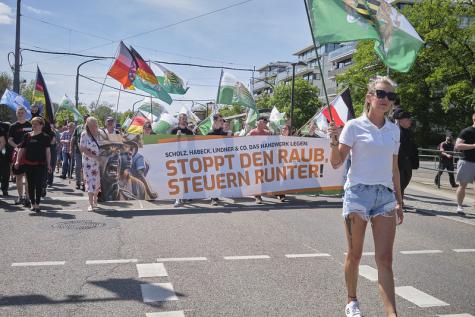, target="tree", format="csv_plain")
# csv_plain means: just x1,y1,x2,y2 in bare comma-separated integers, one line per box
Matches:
0,72,14,122
337,0,474,146
268,78,321,129
219,104,245,118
